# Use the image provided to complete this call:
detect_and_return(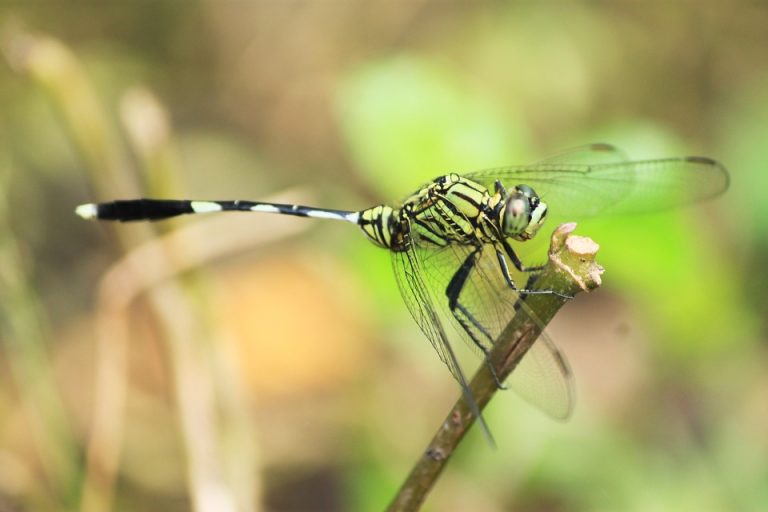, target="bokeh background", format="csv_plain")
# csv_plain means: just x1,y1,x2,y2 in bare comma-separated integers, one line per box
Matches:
1,2,766,511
